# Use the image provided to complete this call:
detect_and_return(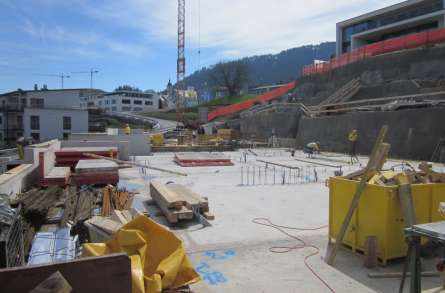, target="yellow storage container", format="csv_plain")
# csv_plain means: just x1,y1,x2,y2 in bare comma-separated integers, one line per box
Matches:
329,177,445,264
